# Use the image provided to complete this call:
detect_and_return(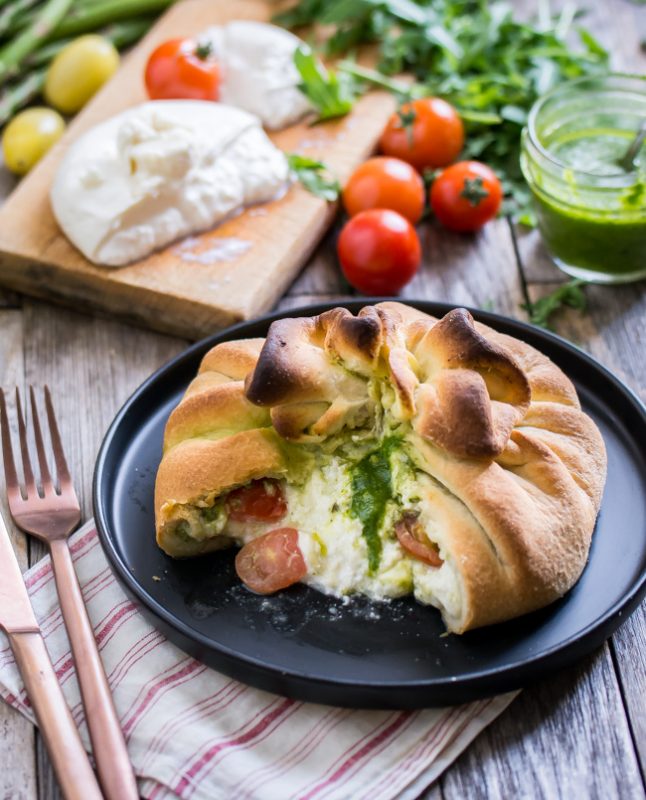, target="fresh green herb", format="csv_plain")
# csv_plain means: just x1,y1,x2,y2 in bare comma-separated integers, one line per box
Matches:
522,279,587,329
287,153,341,201
460,175,489,206
293,45,359,121
516,208,537,228
278,0,609,217
349,437,400,573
